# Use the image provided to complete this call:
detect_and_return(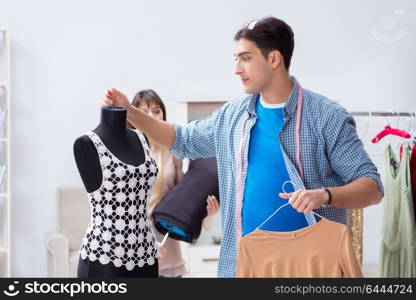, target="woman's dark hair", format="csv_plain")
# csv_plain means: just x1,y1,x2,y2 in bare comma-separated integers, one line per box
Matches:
234,16,294,70
128,89,167,129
